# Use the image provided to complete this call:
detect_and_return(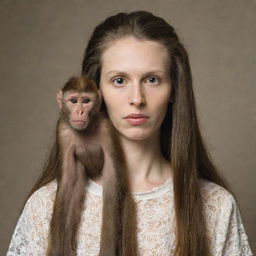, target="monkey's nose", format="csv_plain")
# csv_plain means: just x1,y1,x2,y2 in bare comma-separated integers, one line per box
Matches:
77,110,84,115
